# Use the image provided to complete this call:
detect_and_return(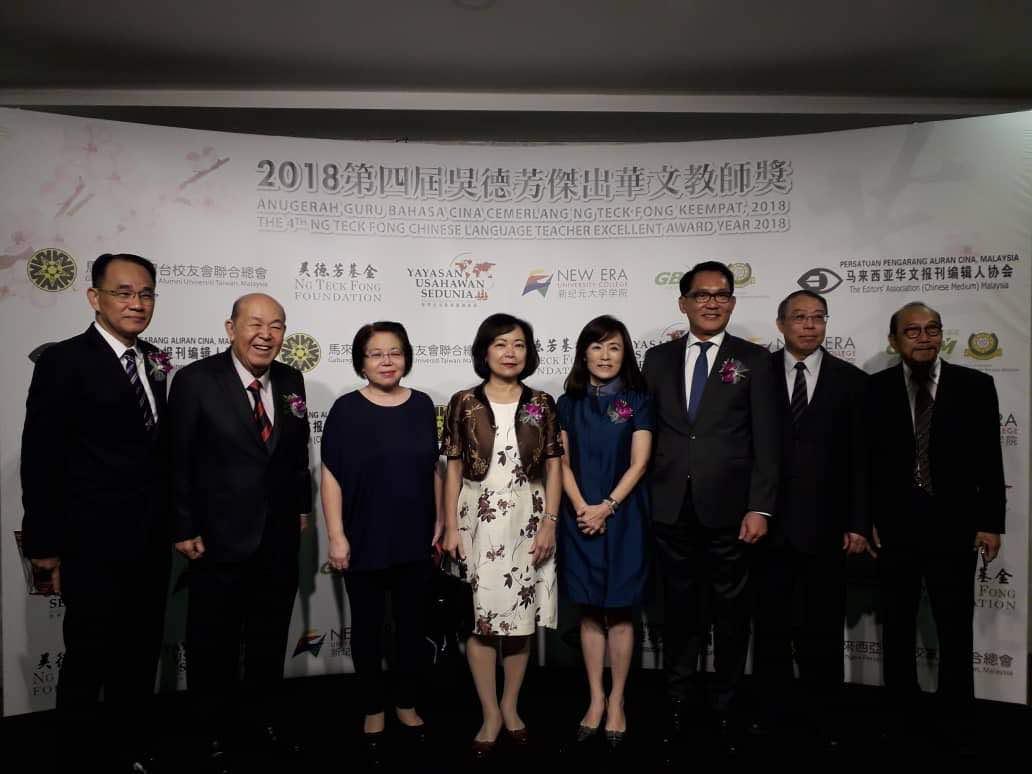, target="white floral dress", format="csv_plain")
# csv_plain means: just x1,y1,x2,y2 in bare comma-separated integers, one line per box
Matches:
453,401,557,636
